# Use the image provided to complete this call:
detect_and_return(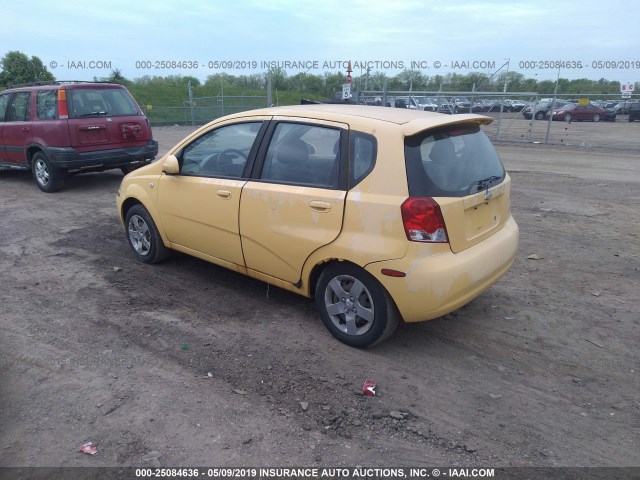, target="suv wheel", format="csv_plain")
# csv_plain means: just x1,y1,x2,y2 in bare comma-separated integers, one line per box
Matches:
534,111,545,120
315,263,400,348
32,152,65,193
125,204,170,264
